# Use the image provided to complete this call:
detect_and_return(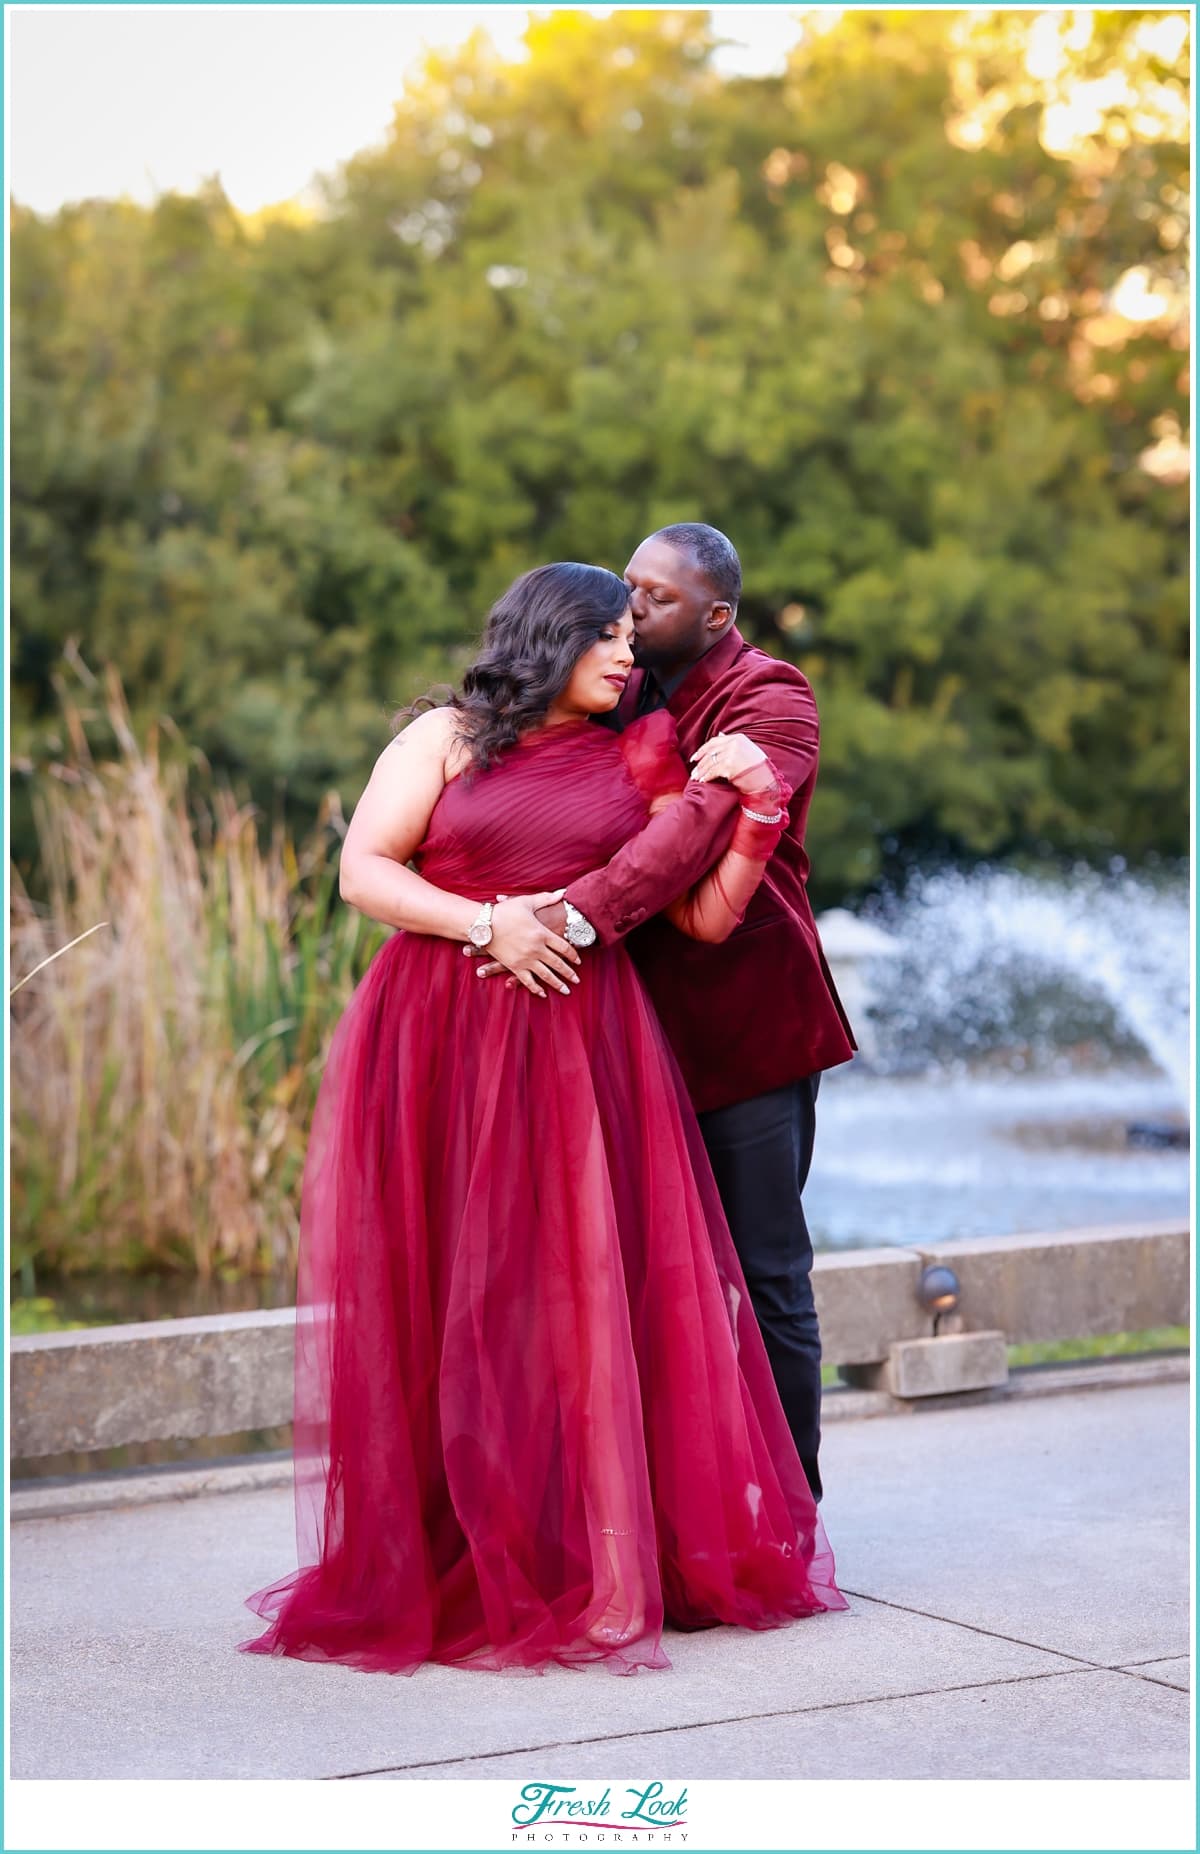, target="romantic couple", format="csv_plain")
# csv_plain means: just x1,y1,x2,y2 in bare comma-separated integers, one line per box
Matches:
242,523,857,1675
